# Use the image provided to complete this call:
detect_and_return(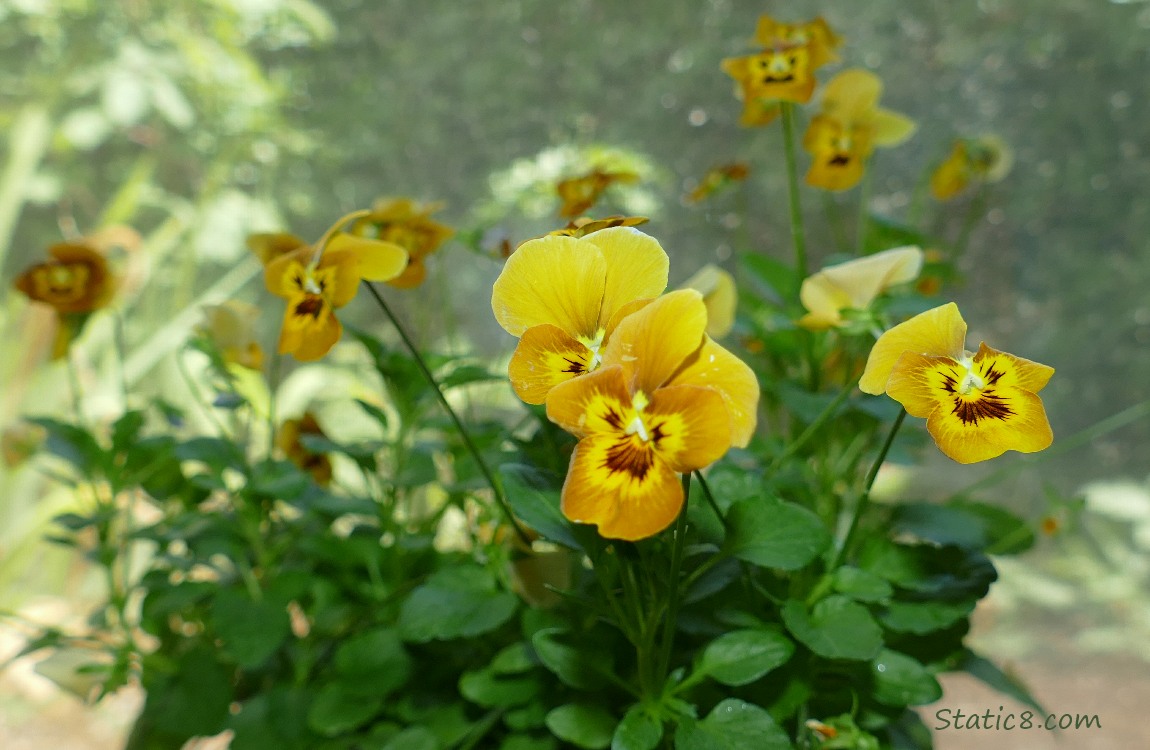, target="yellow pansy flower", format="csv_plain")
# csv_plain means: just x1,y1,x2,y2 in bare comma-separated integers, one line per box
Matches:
799,246,923,330
264,222,408,362
859,303,1054,464
545,290,759,540
491,227,669,404
556,169,639,218
349,198,455,288
548,215,648,238
14,241,118,358
680,264,737,338
199,301,264,371
687,162,749,203
802,69,916,191
930,136,1014,201
722,14,842,127
279,412,333,485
